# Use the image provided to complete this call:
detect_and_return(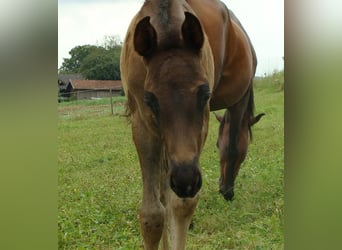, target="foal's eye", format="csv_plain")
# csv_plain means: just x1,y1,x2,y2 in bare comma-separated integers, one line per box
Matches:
144,91,159,118
197,83,210,110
